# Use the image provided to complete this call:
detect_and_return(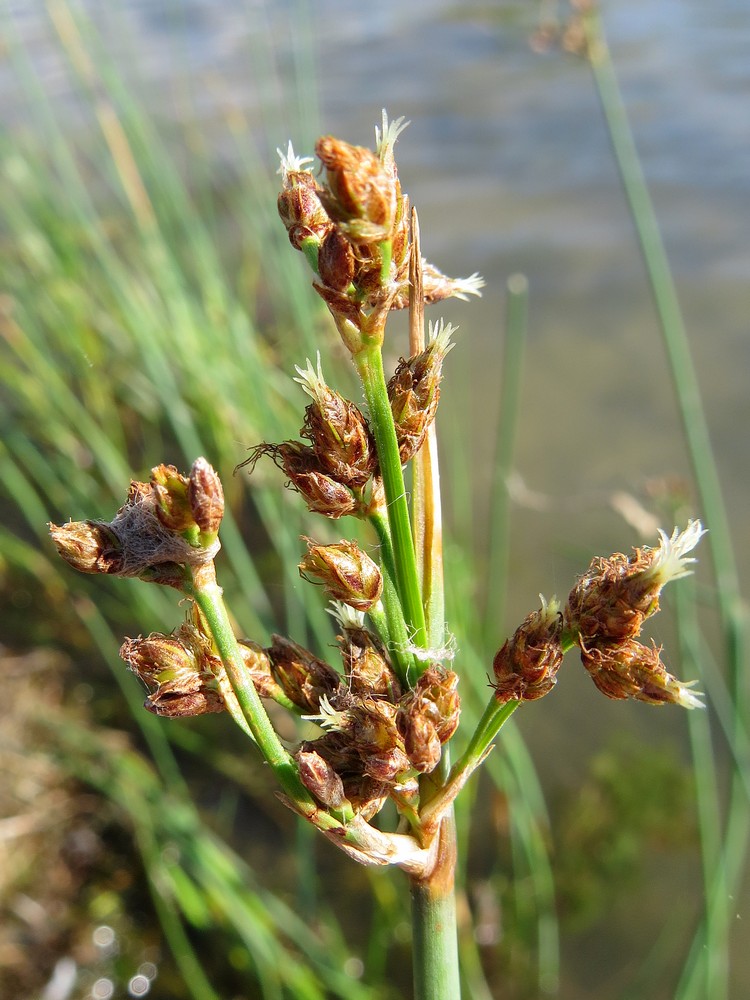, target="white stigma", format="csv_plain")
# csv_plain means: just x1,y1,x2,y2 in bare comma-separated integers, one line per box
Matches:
277,141,314,179
293,352,327,400
375,110,410,165
650,519,707,584
302,693,348,731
